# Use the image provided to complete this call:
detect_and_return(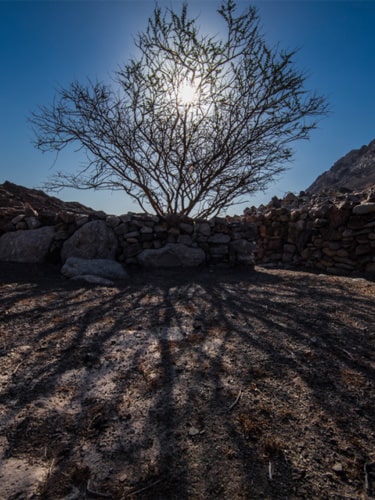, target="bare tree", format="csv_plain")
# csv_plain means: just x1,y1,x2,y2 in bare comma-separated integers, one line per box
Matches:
31,0,327,218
